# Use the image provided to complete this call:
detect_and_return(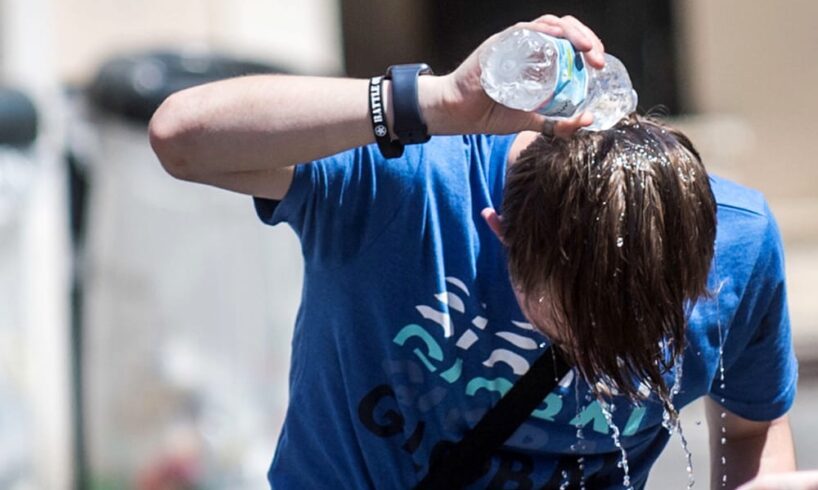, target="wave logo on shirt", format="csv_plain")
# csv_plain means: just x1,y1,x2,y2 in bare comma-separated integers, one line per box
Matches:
355,276,670,485
396,277,535,374
391,276,566,418
359,276,649,437
395,276,649,434
356,275,661,486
